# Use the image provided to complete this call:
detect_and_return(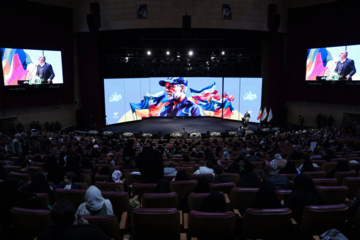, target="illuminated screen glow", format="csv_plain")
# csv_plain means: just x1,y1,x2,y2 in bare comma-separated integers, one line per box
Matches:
104,77,262,125
1,47,64,86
